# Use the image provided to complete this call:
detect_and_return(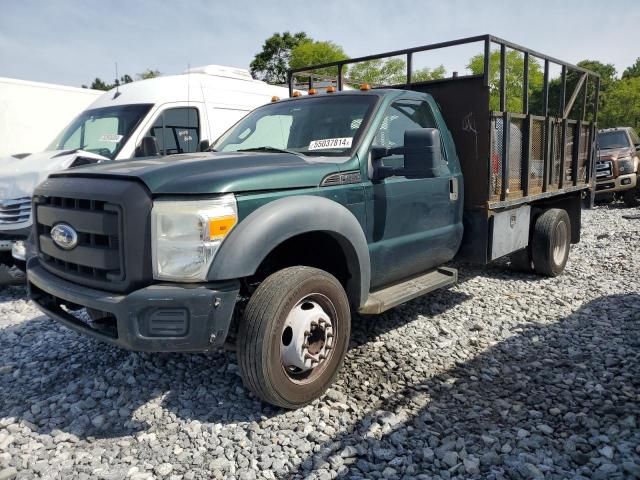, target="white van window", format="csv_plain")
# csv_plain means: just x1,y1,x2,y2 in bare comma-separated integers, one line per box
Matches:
148,107,200,155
